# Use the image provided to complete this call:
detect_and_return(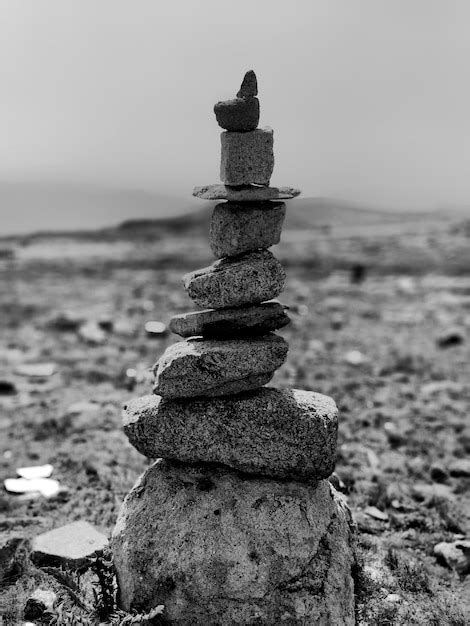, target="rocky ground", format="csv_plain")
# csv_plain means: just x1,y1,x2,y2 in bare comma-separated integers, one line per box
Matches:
0,213,469,624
